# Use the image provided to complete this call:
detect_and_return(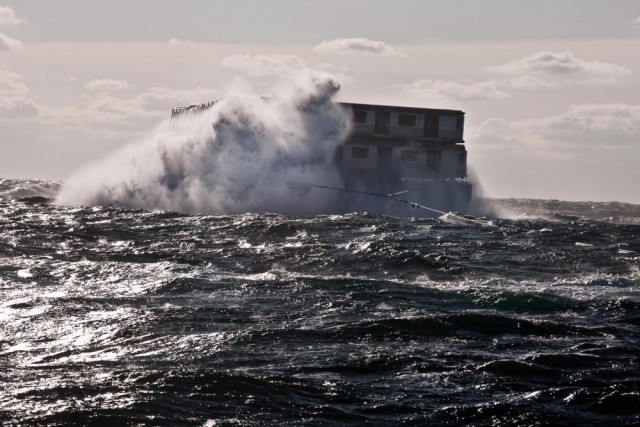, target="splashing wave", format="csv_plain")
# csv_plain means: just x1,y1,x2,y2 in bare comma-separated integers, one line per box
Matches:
56,71,350,215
